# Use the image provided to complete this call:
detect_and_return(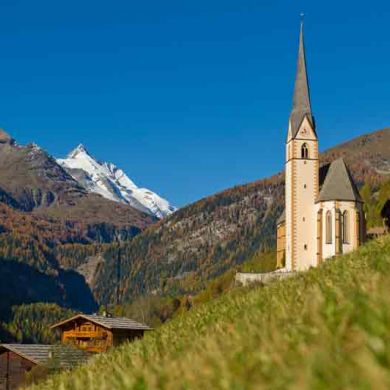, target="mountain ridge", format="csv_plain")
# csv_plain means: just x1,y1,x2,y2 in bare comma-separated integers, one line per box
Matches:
57,144,176,219
0,131,156,228
0,130,158,318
